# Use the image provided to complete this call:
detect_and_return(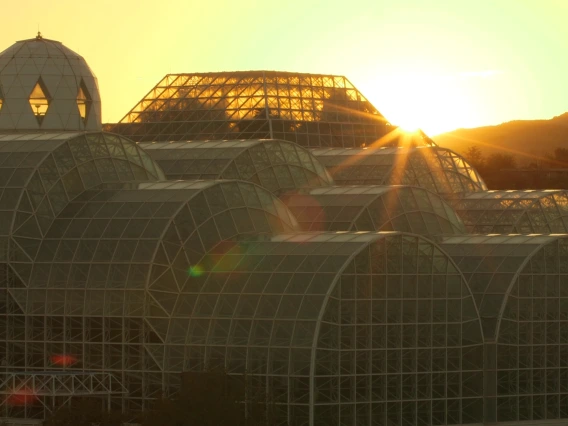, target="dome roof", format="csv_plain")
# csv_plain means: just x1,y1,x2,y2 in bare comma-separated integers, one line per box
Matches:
0,33,101,132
